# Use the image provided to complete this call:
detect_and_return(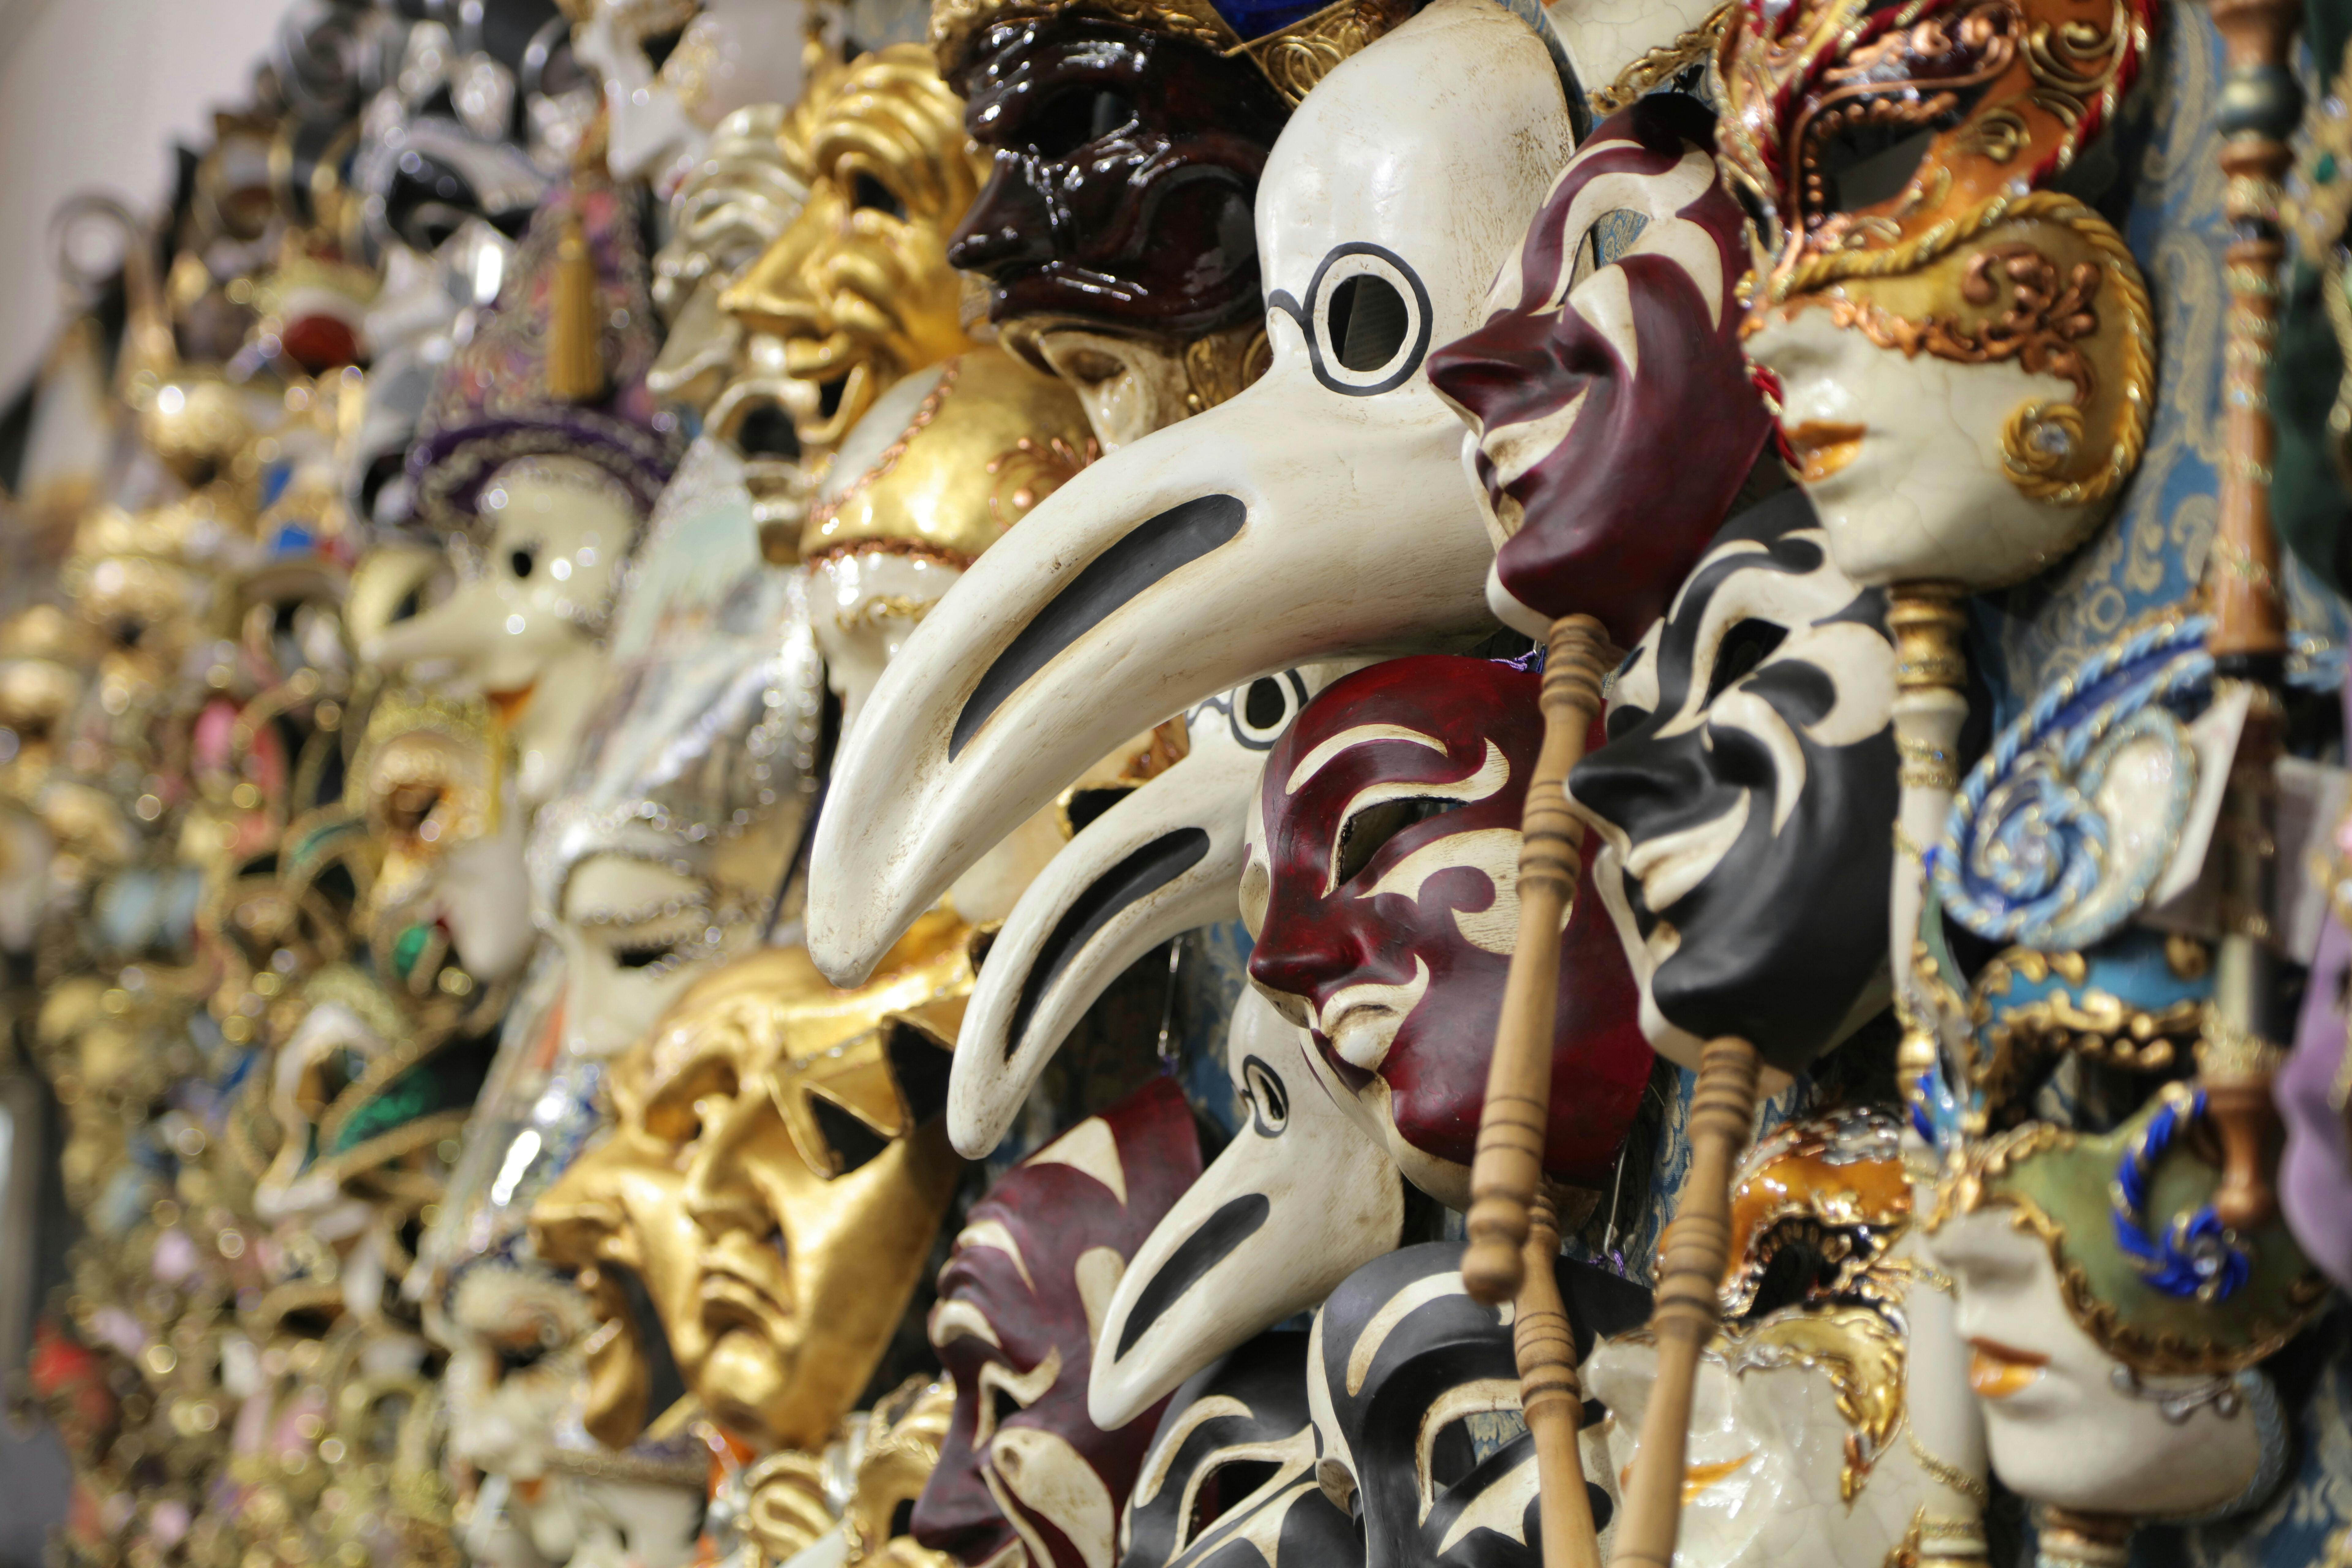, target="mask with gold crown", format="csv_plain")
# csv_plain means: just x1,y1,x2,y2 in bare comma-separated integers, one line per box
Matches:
372,179,685,810
933,0,1409,451
718,47,988,456
1716,0,2152,591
